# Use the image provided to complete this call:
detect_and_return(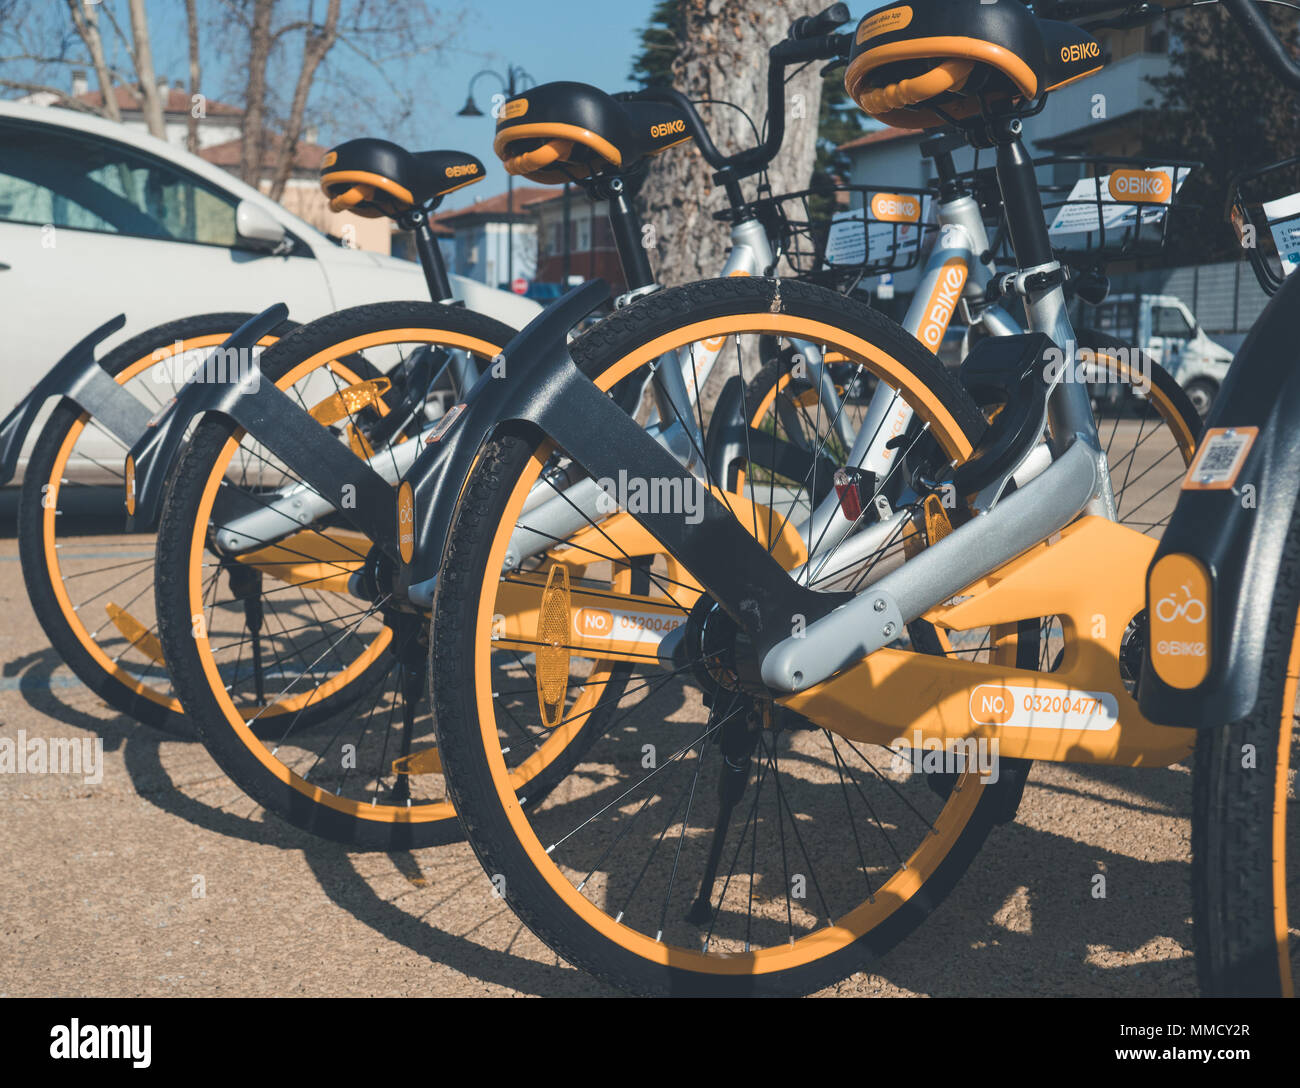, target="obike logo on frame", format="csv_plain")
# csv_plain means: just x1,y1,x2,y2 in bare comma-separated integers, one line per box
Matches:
445,163,478,178
1148,553,1212,689
917,258,968,352
397,481,415,563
